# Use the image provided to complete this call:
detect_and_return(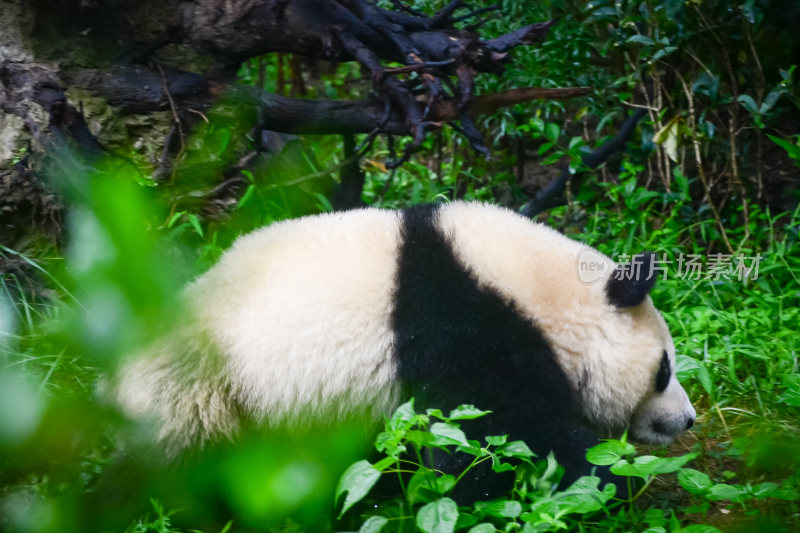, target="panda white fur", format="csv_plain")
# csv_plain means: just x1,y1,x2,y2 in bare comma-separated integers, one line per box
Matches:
115,201,695,496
